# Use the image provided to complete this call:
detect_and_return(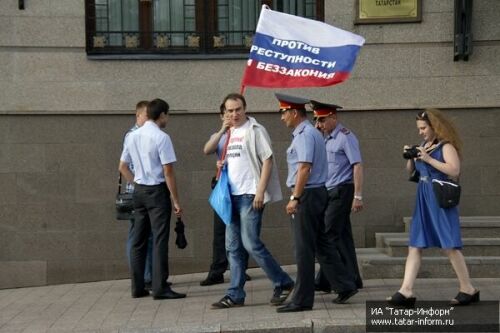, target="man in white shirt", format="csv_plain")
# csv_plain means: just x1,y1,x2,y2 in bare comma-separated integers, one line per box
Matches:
200,103,251,286
119,98,185,300
210,93,294,309
123,101,153,290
